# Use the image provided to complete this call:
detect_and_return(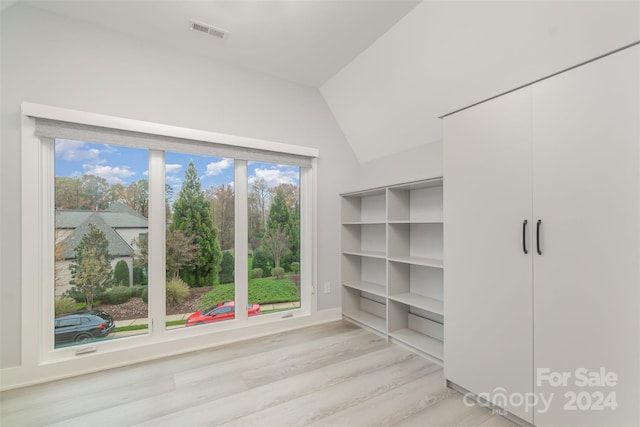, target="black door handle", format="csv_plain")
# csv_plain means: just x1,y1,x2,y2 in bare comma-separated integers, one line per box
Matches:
522,220,528,254
536,219,542,255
